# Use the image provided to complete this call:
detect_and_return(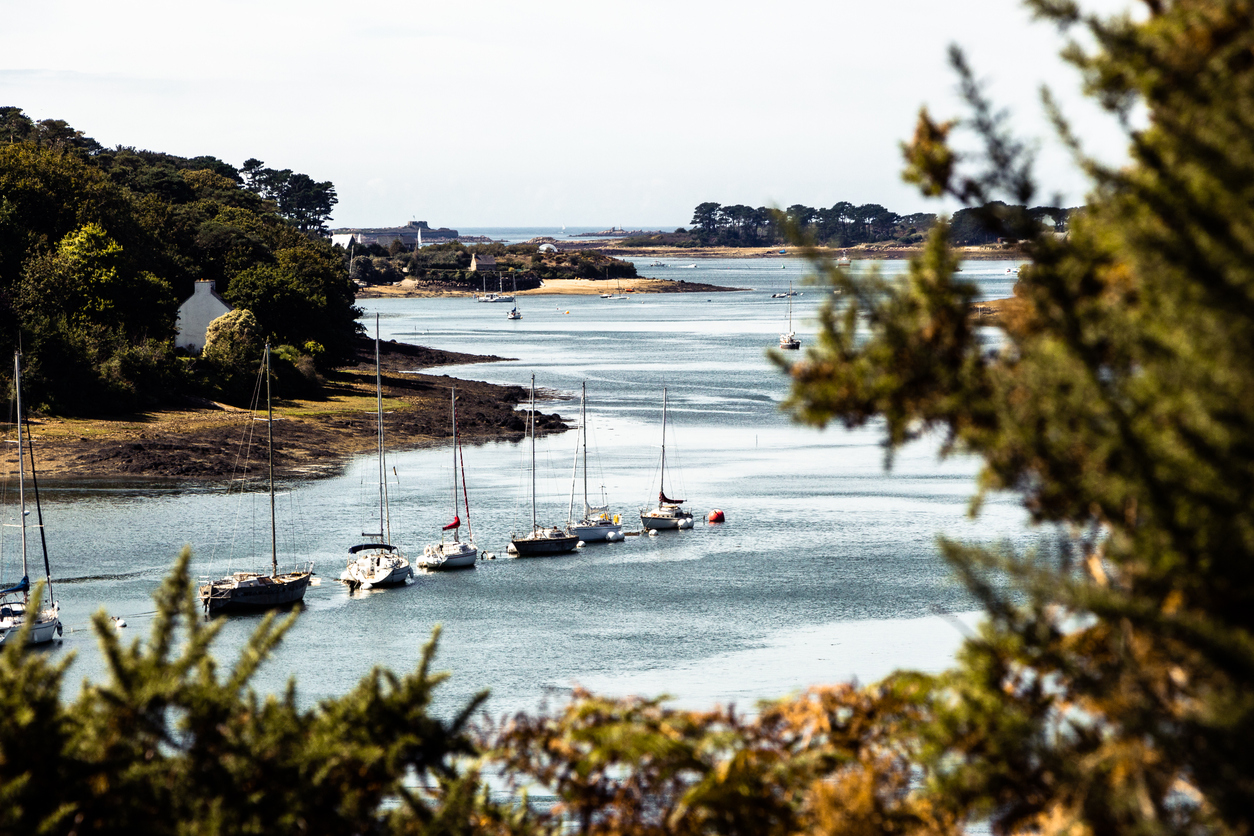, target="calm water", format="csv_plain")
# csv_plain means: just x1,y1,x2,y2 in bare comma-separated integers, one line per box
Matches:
16,258,1029,716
